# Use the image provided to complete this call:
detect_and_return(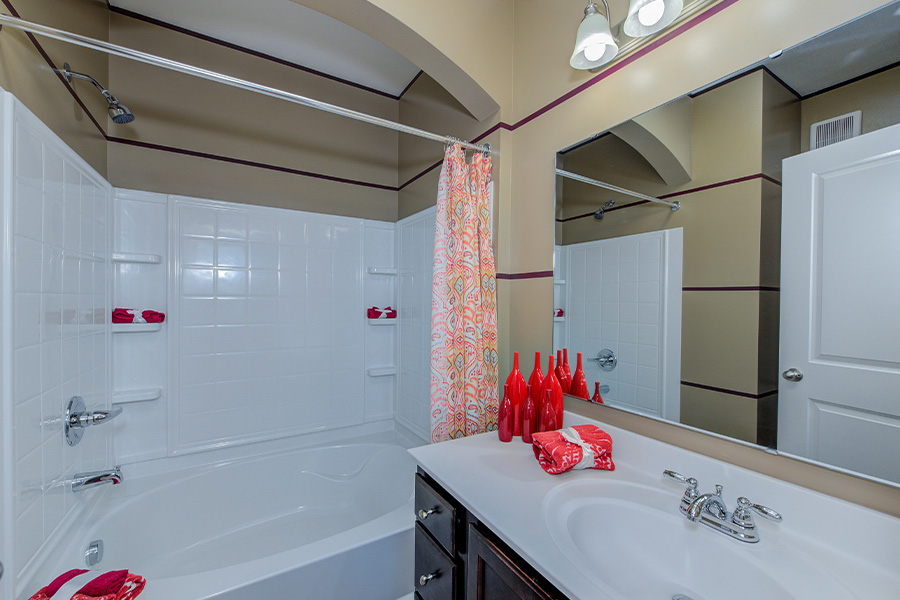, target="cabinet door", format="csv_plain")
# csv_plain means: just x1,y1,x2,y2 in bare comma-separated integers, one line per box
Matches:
466,524,561,600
